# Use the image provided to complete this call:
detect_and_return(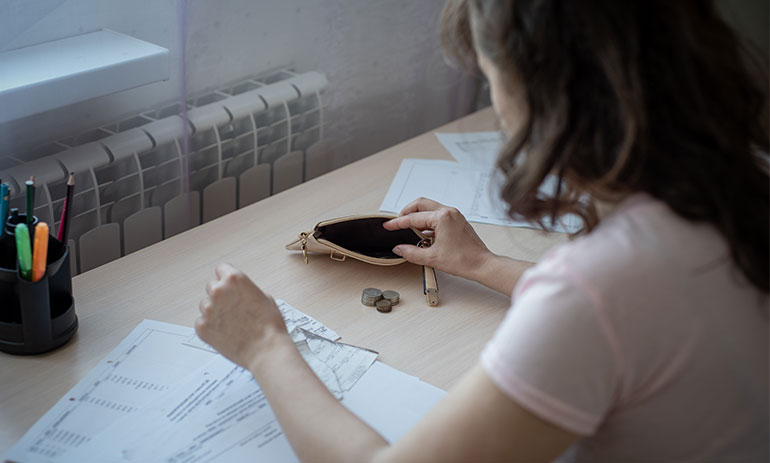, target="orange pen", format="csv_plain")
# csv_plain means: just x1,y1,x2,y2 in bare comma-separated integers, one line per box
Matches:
32,222,49,282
